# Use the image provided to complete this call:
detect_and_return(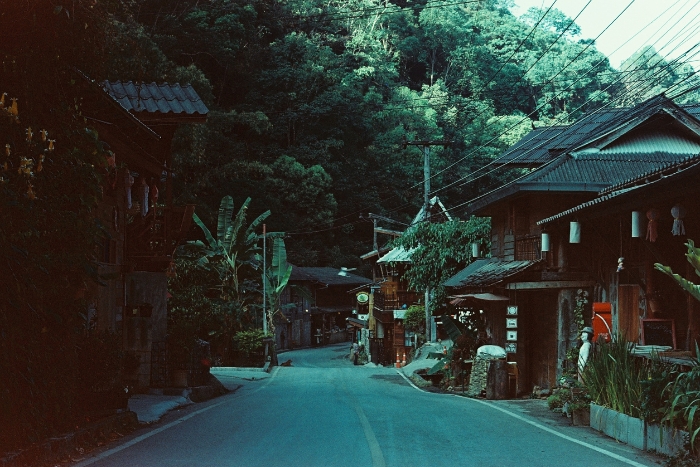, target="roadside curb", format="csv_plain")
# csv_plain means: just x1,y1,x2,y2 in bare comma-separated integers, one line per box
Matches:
0,411,138,467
